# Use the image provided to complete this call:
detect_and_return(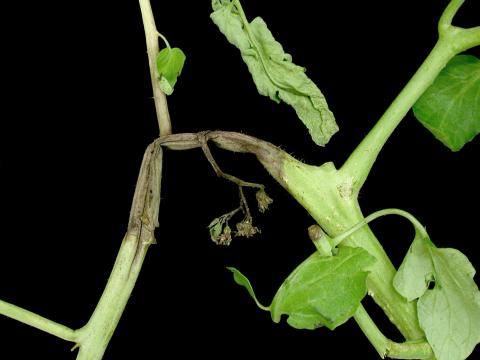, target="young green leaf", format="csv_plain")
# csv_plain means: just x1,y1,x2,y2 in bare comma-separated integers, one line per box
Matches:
270,246,375,330
226,267,269,311
394,228,480,360
211,0,338,146
413,55,480,151
156,47,186,95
